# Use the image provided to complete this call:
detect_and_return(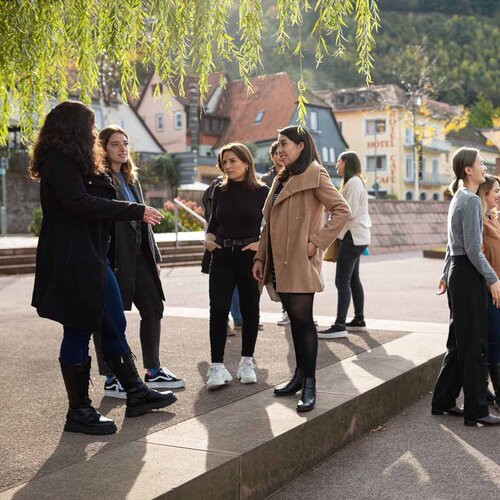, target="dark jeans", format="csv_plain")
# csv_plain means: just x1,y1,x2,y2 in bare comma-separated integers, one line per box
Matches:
487,293,500,364
279,292,317,378
335,231,367,326
431,256,489,422
60,265,129,364
94,251,164,375
209,246,260,363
